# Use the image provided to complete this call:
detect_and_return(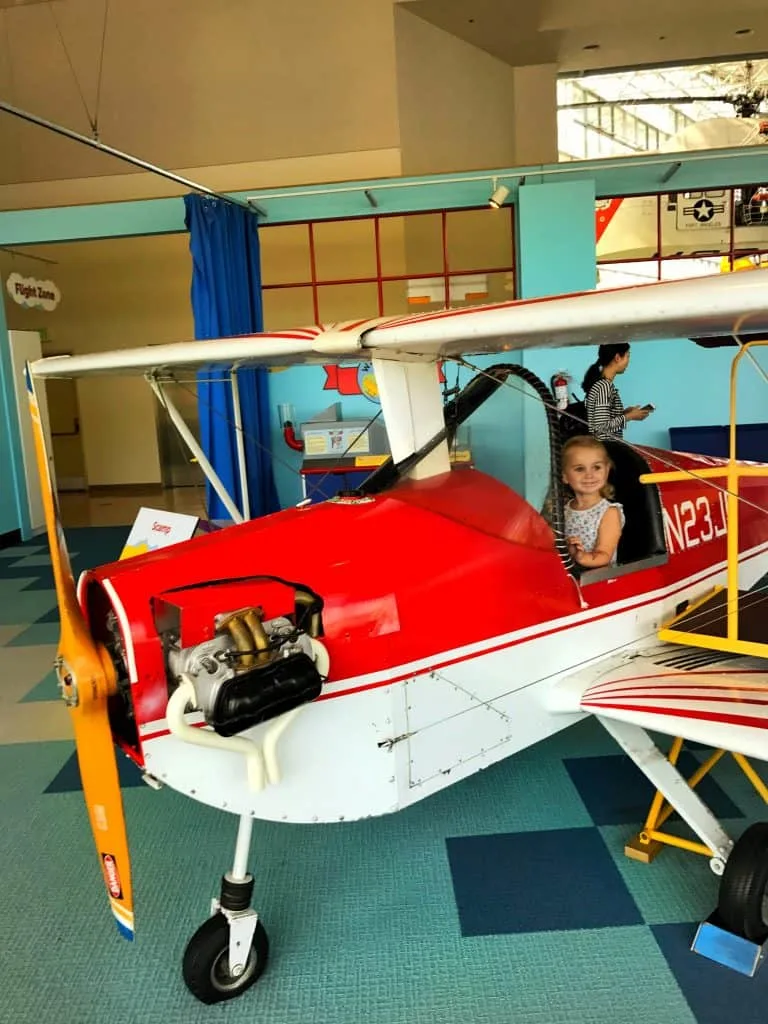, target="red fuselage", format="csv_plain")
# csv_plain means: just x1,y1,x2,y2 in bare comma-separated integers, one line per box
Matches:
81,447,768,766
